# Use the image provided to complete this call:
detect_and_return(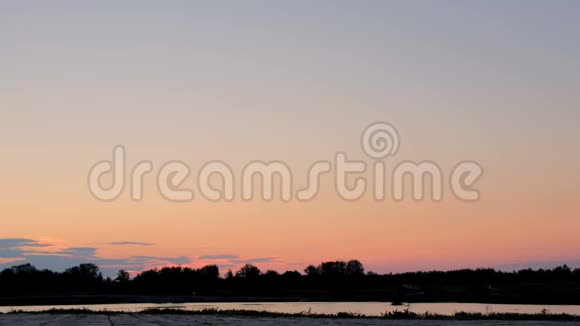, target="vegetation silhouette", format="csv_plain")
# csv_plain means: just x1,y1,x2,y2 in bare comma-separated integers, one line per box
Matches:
0,261,579,305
